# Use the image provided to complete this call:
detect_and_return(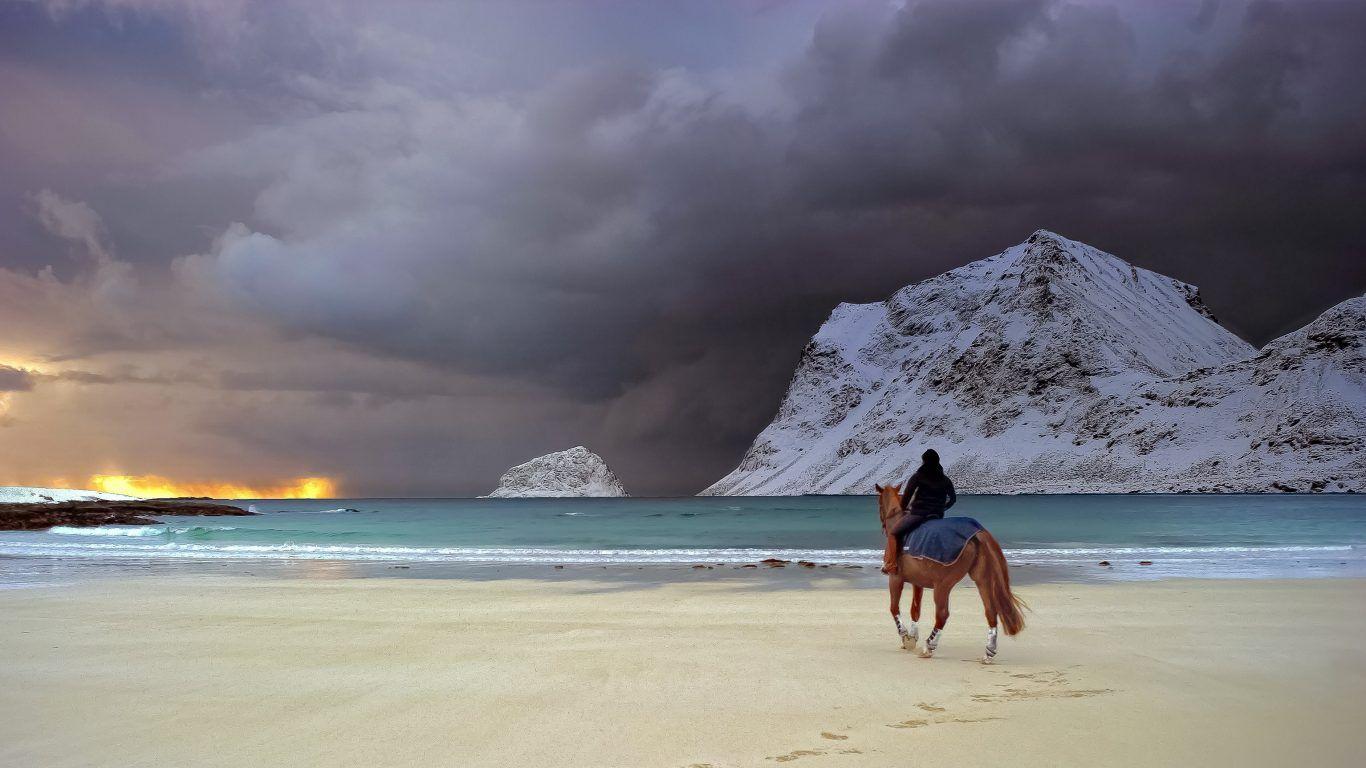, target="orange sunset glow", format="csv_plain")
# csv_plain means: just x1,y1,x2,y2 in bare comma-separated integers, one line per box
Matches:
88,475,337,499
